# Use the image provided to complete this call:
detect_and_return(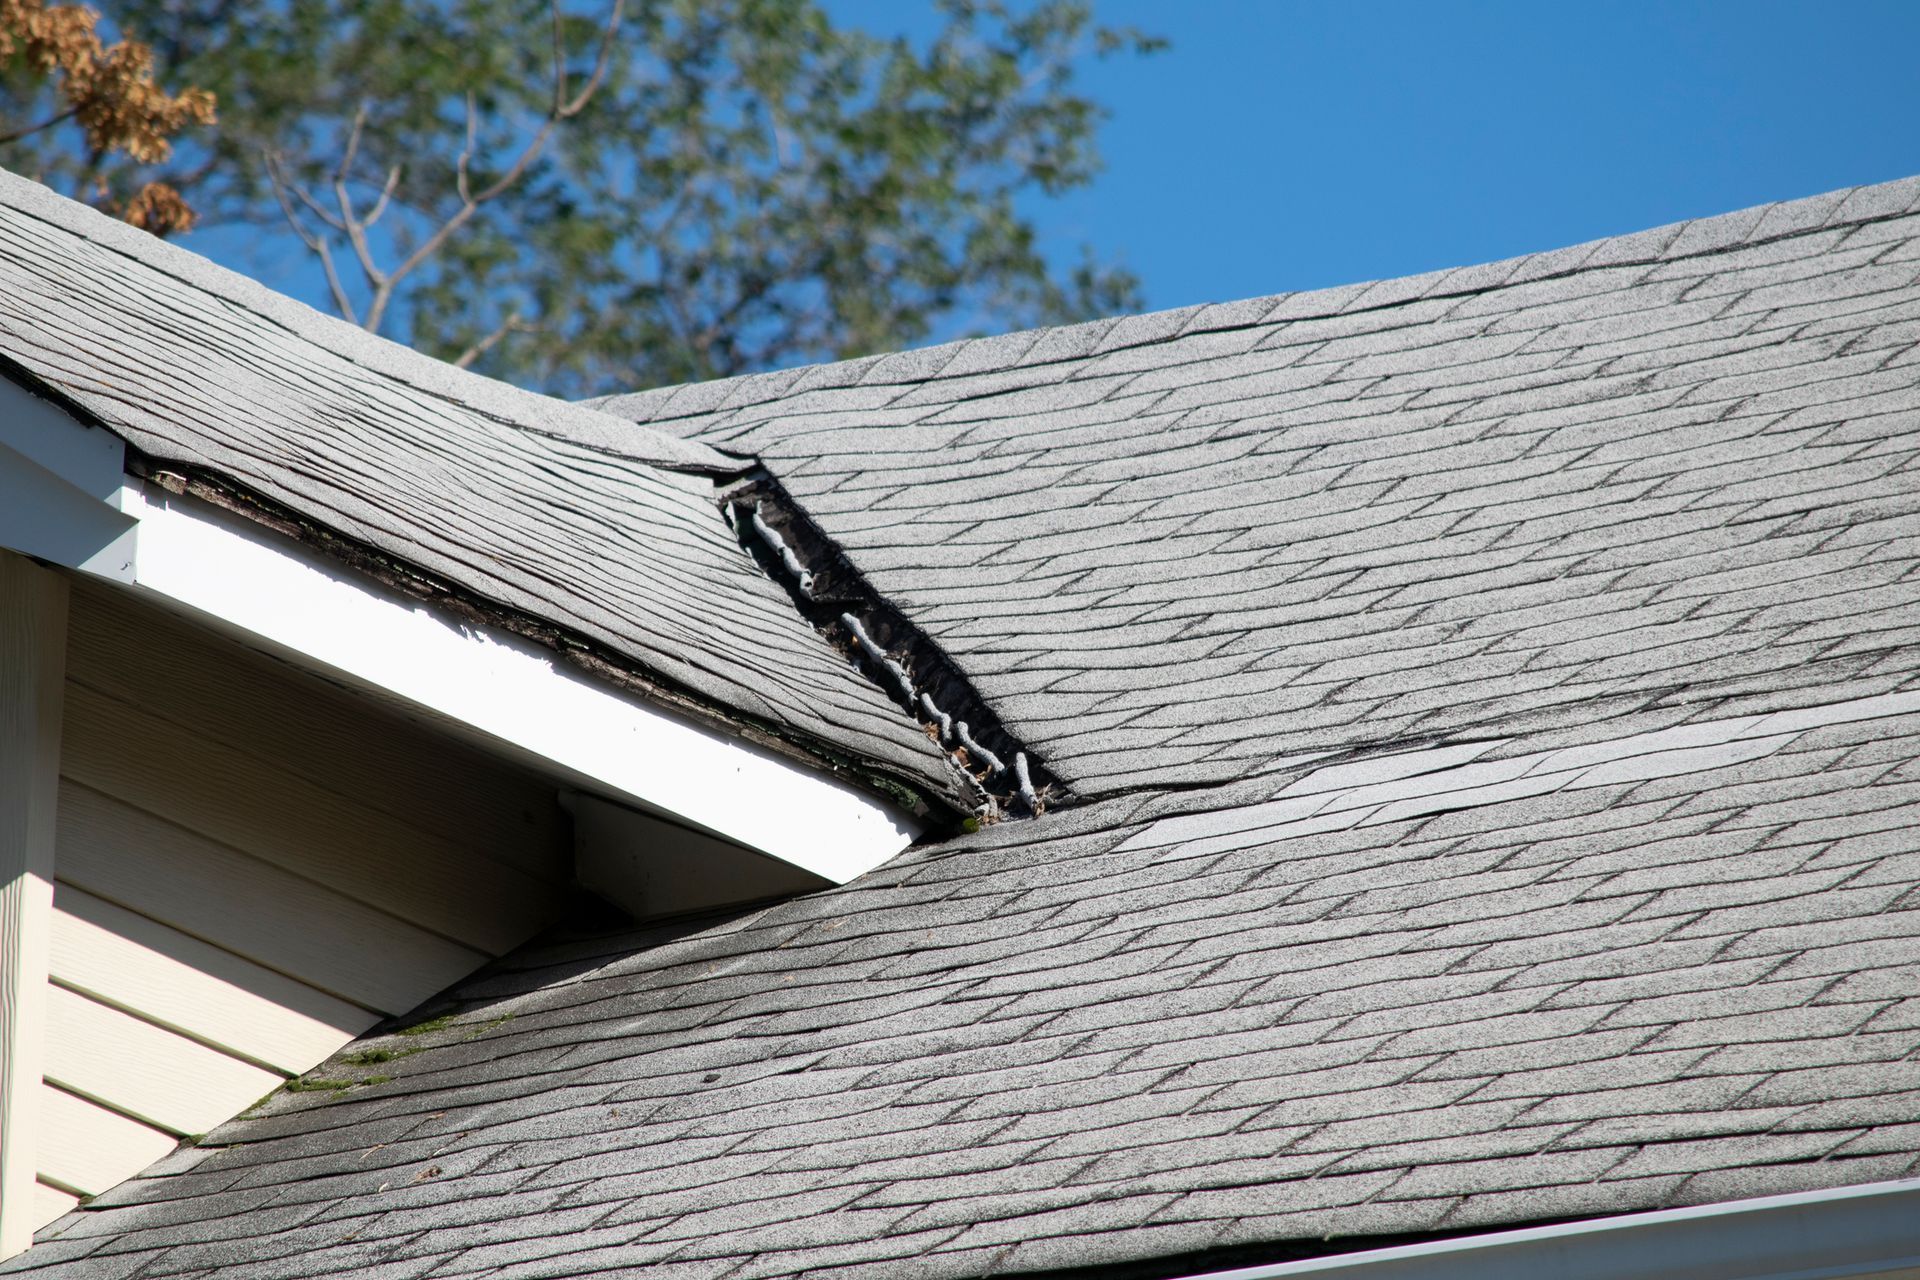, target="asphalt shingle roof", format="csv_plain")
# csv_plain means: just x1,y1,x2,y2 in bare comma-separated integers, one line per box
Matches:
6,175,1920,1278
11,690,1919,1280
0,168,959,805
601,176,1920,799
